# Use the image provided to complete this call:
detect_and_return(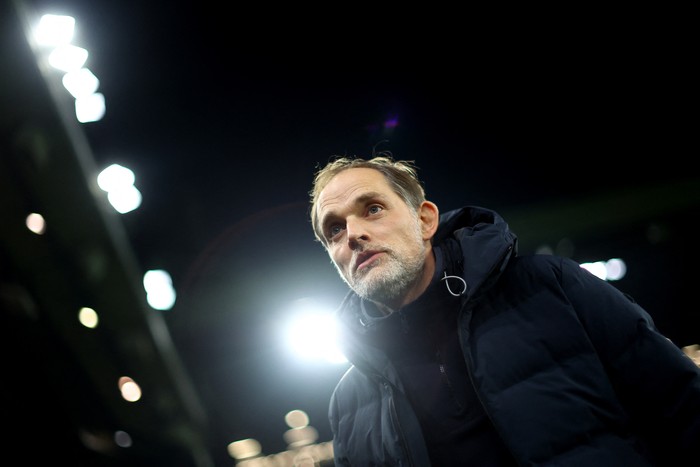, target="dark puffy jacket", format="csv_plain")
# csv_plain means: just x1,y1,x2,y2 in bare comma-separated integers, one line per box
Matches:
329,206,700,466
